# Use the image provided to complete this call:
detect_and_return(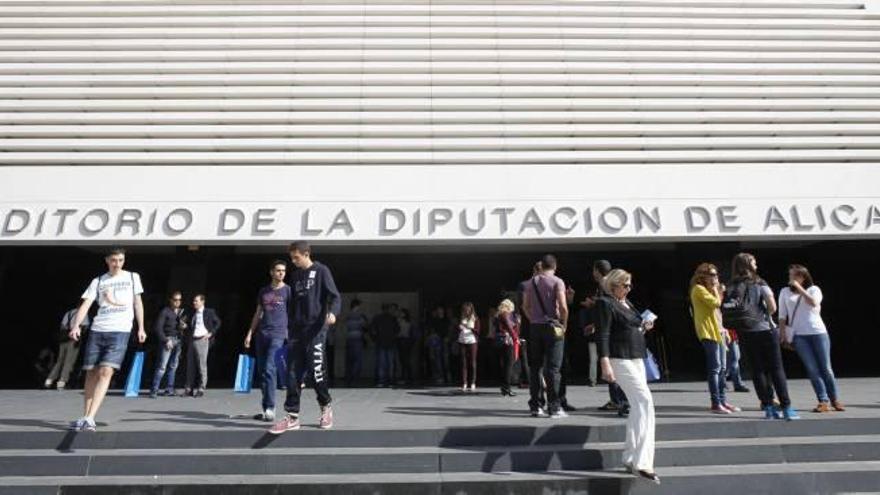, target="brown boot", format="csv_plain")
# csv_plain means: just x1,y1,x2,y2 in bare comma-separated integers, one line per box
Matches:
831,400,846,412
812,402,832,413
